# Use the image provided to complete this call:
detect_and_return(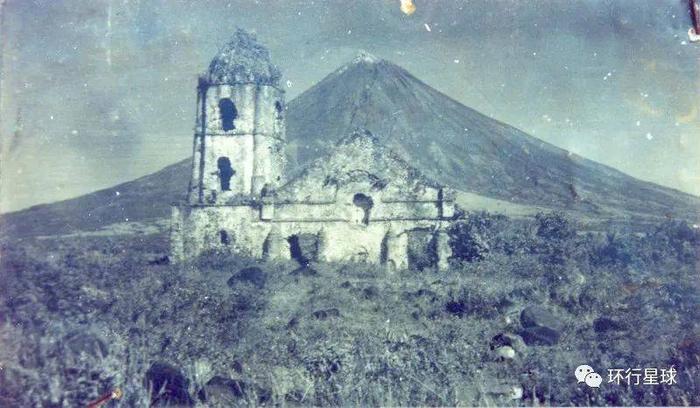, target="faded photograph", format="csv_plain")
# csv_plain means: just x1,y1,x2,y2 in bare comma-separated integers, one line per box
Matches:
0,1,698,406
